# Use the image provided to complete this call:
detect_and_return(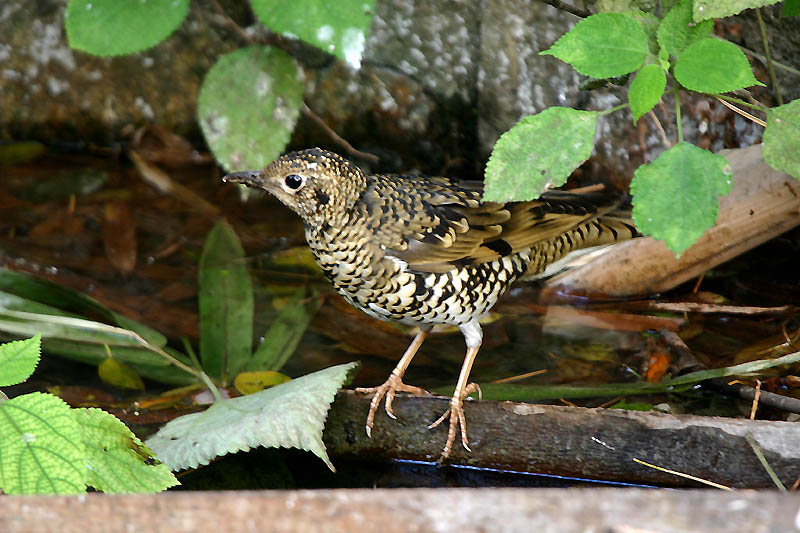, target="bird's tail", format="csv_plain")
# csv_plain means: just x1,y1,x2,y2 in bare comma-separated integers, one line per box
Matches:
522,192,638,278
